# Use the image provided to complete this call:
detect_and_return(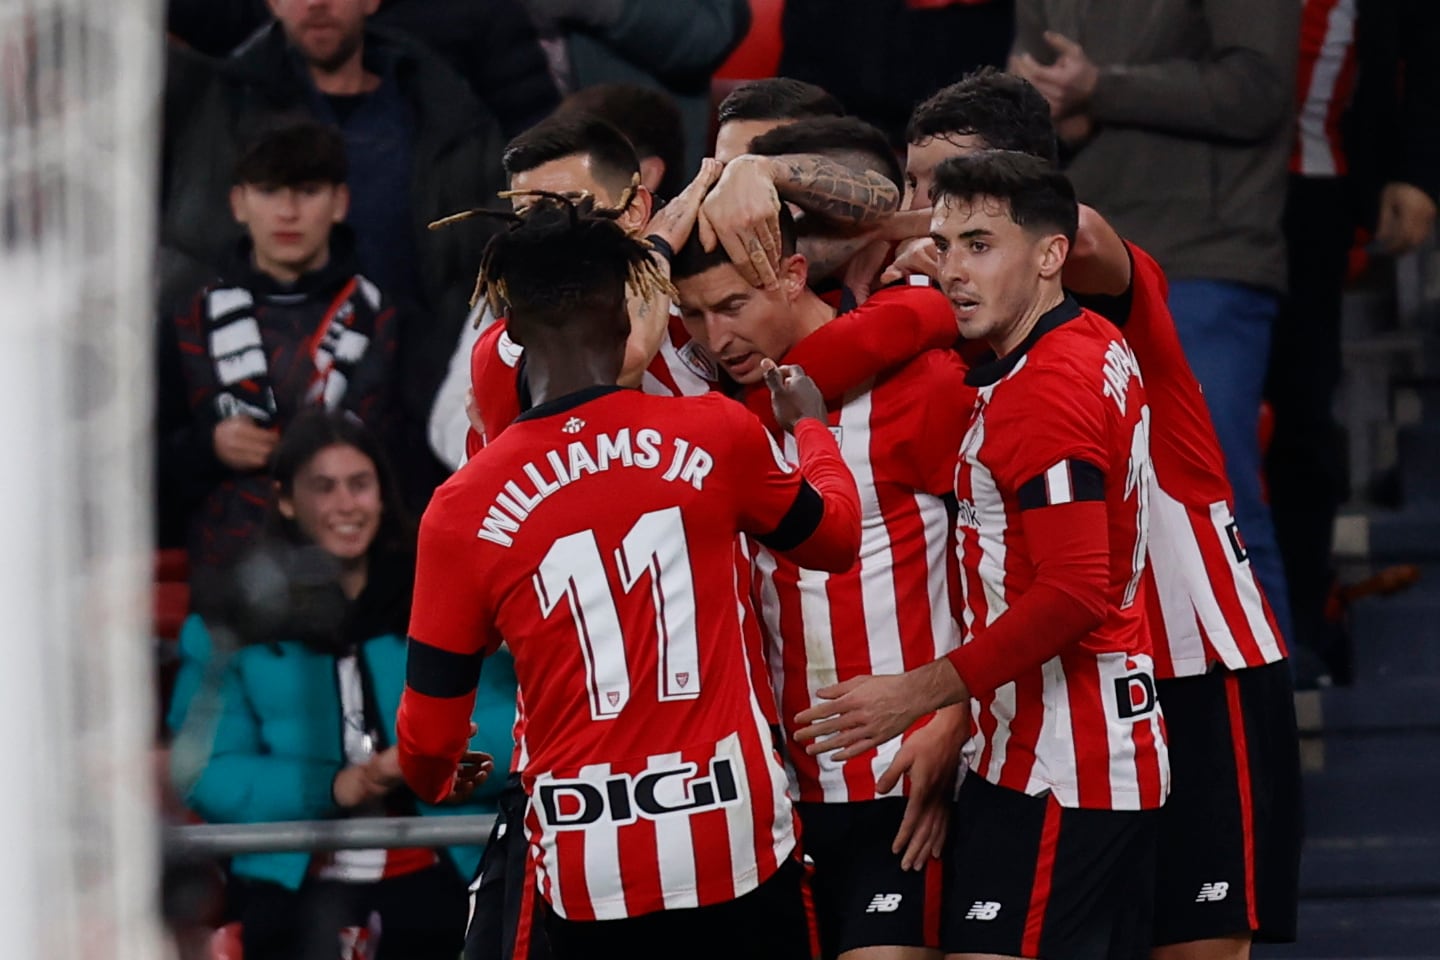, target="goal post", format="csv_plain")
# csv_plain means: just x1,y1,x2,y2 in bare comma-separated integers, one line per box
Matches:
0,1,166,955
